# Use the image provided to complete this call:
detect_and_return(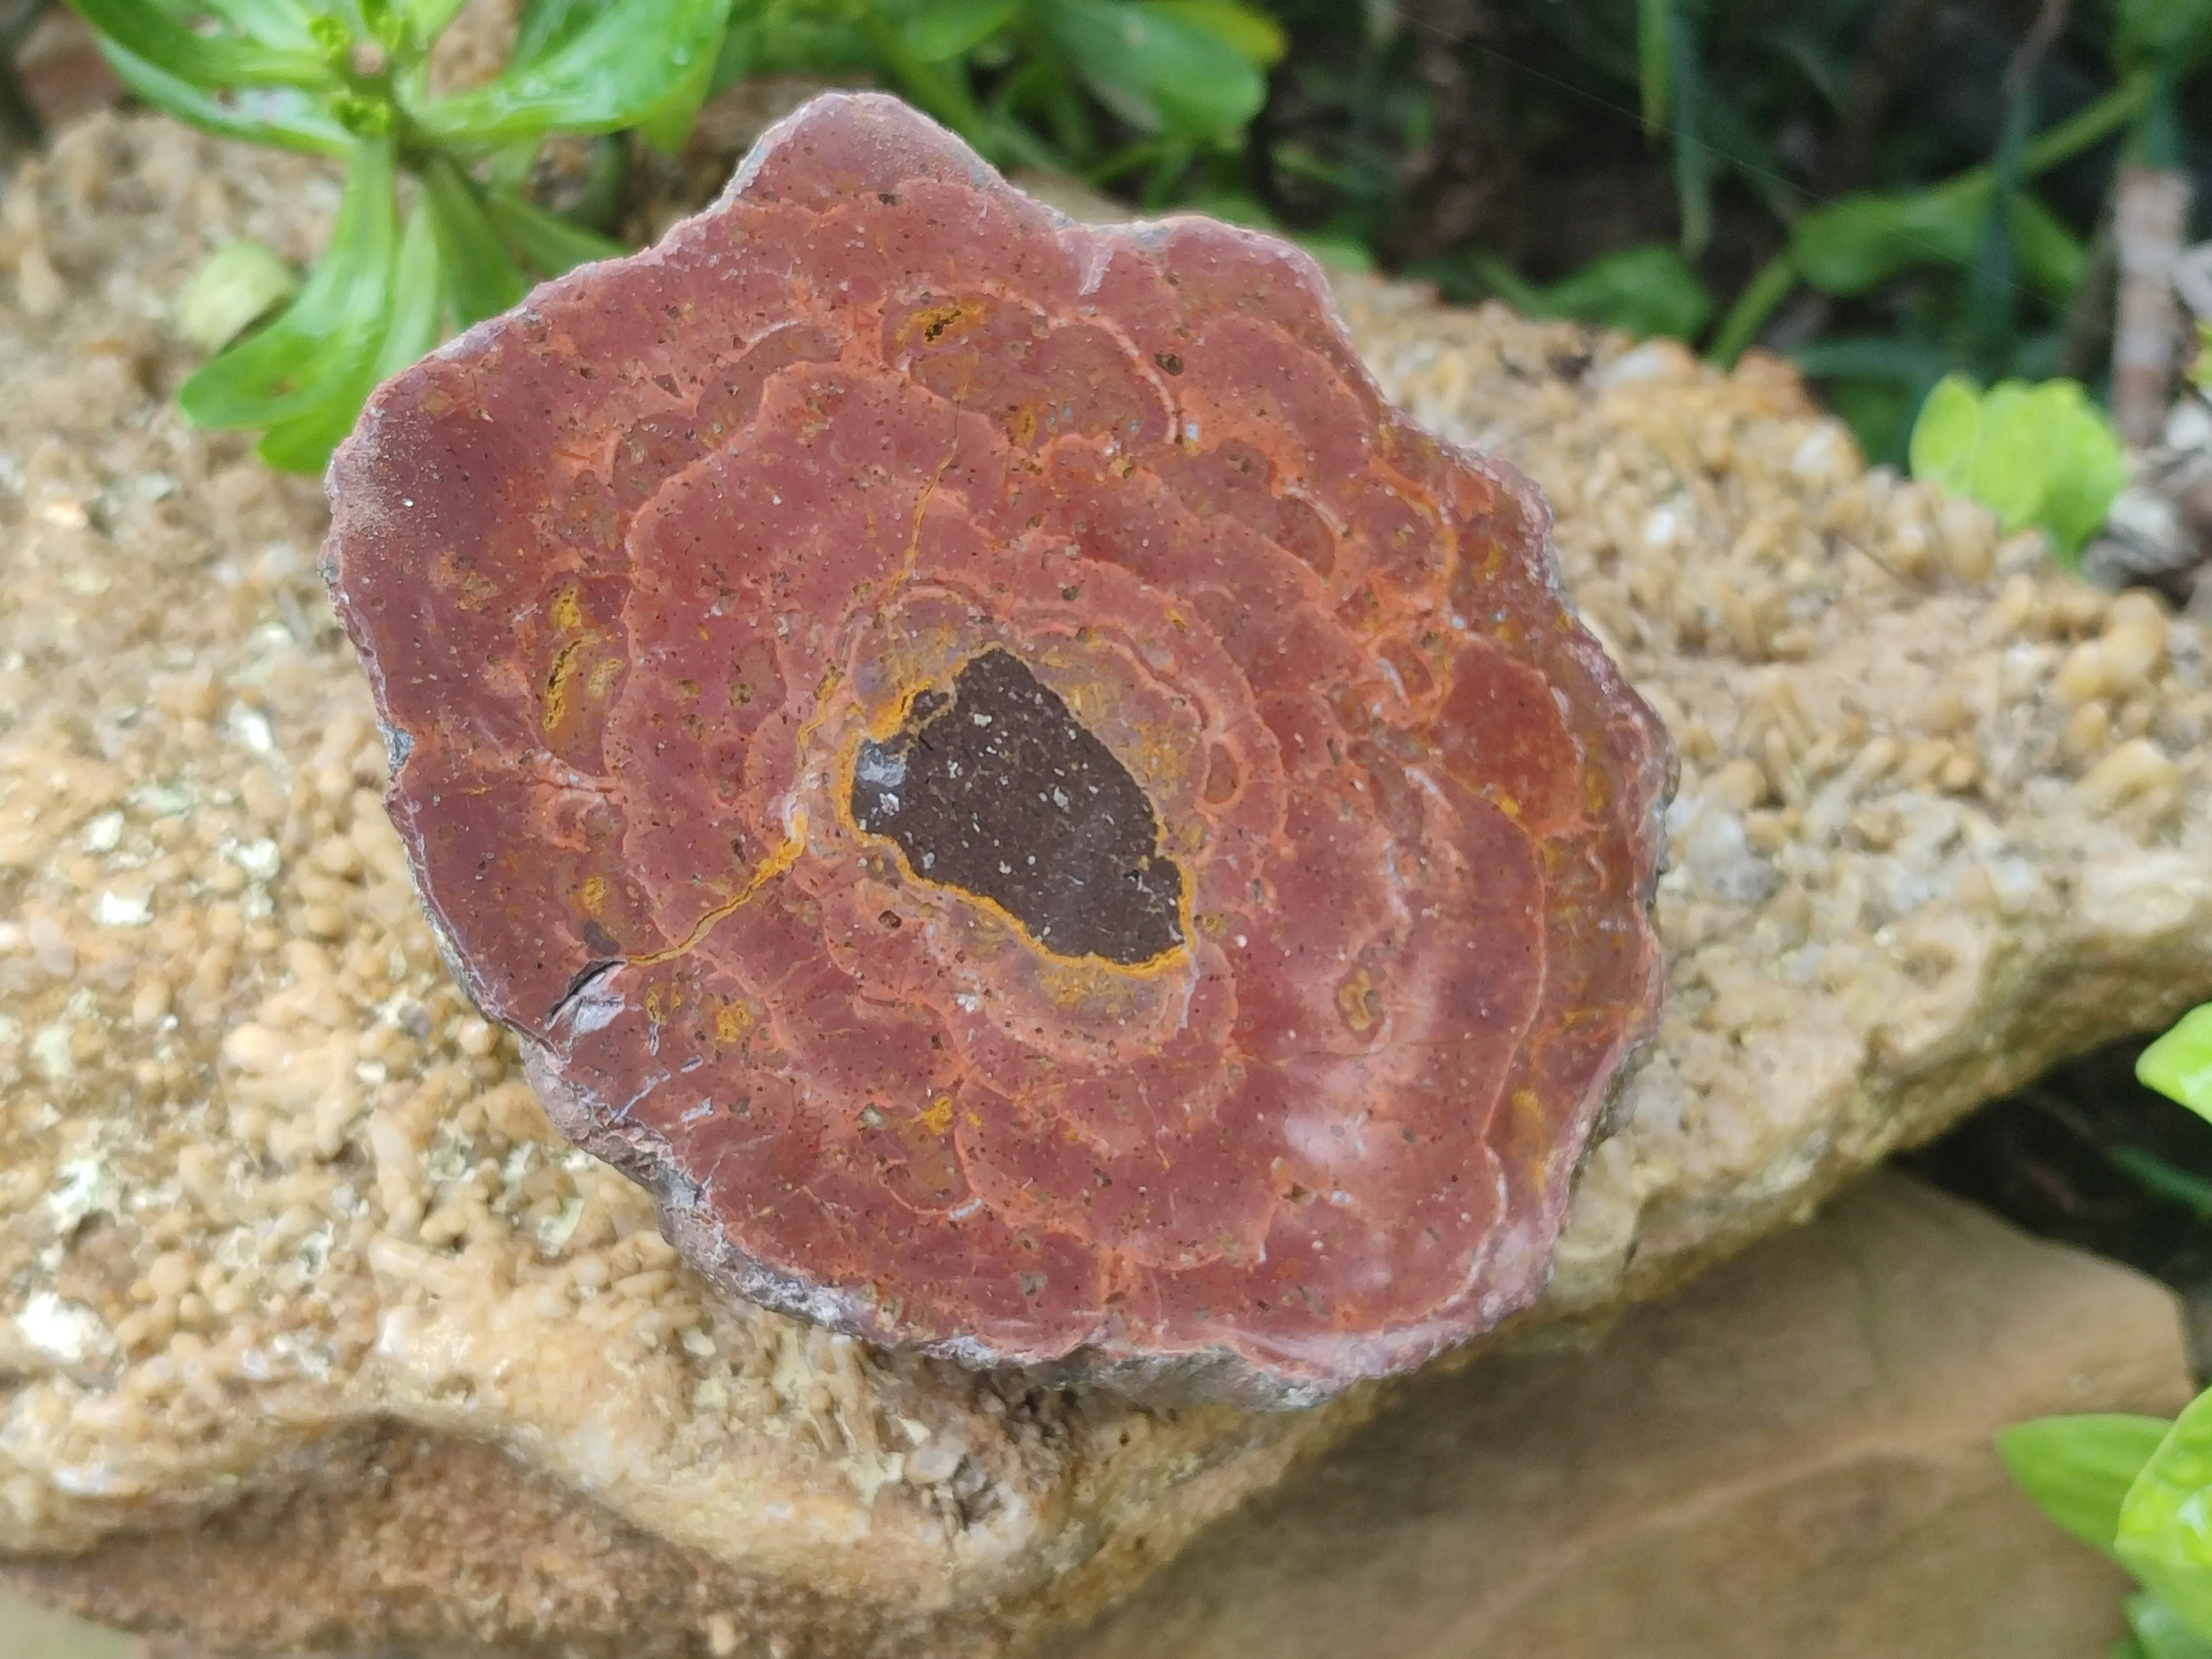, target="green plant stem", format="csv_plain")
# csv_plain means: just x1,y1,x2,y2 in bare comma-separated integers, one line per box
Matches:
2022,72,2152,176
1709,252,1796,366
1635,0,1668,137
